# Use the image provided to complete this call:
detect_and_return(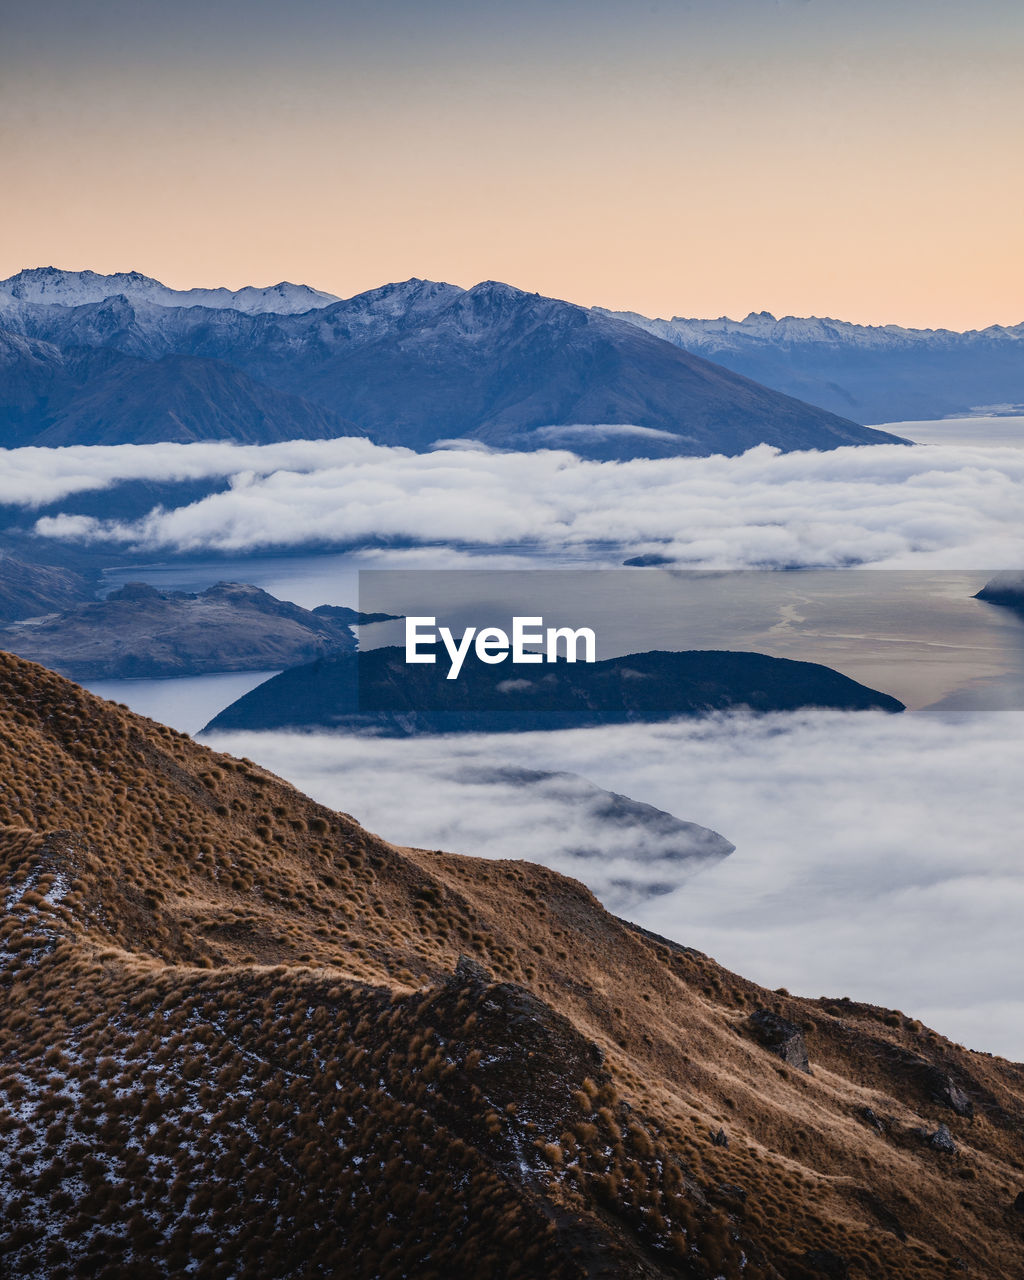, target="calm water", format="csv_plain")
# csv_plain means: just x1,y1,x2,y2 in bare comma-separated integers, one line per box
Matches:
82,669,281,735
84,566,1024,728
